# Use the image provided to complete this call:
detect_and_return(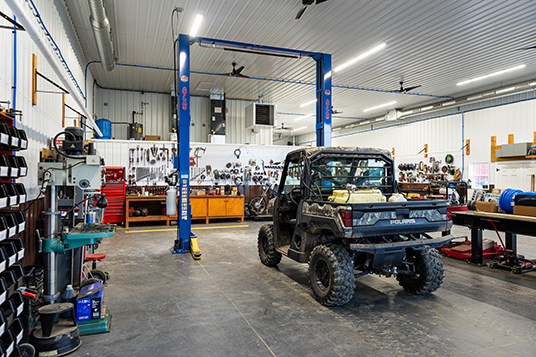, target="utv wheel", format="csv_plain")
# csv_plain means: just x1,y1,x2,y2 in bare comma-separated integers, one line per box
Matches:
308,244,356,306
397,248,444,295
258,224,282,267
